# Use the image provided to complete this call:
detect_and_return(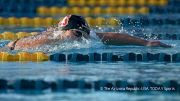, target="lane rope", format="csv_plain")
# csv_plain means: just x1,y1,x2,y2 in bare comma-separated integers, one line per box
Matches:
1,52,180,62
0,79,179,92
